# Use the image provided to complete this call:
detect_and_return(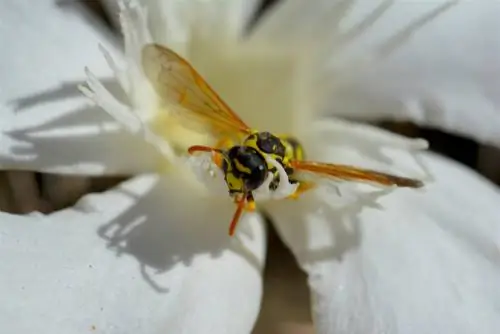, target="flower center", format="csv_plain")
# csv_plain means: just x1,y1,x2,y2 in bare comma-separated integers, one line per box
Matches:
148,107,213,155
